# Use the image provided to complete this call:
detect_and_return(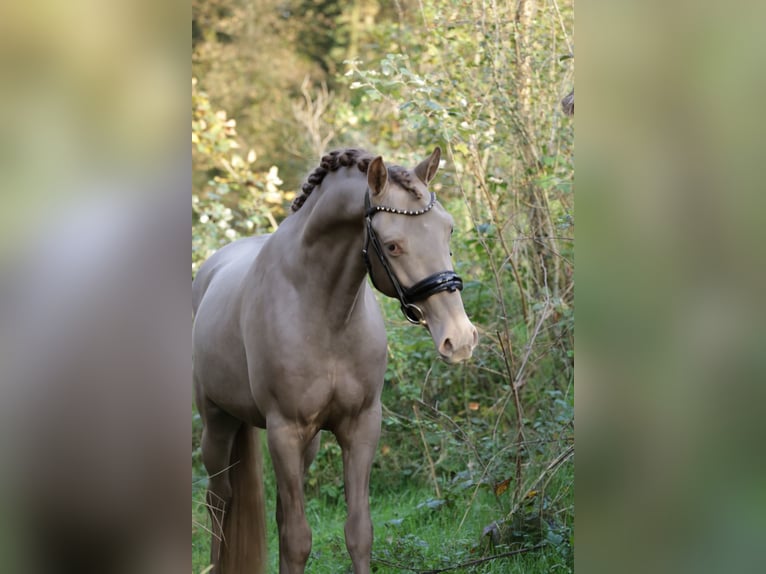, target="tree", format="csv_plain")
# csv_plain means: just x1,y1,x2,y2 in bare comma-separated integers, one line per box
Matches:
192,77,292,276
